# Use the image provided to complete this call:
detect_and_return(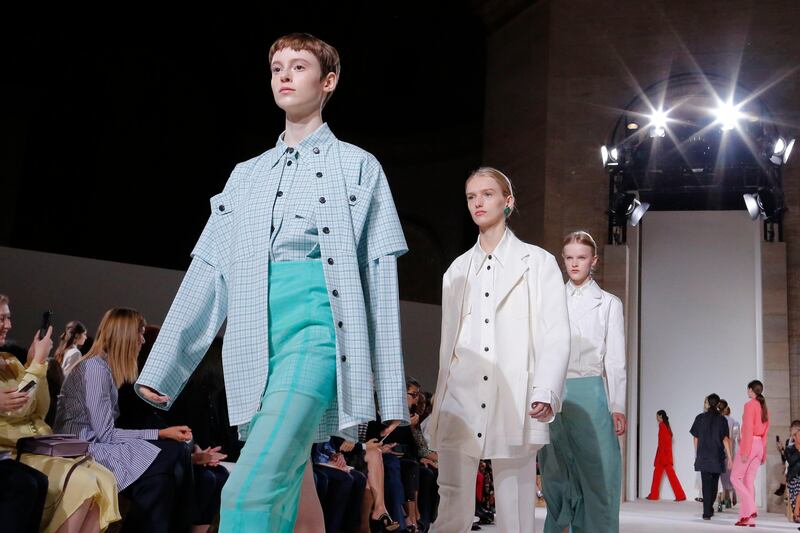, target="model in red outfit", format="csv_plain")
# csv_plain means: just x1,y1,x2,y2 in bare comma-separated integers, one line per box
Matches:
646,410,686,501
730,380,770,527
